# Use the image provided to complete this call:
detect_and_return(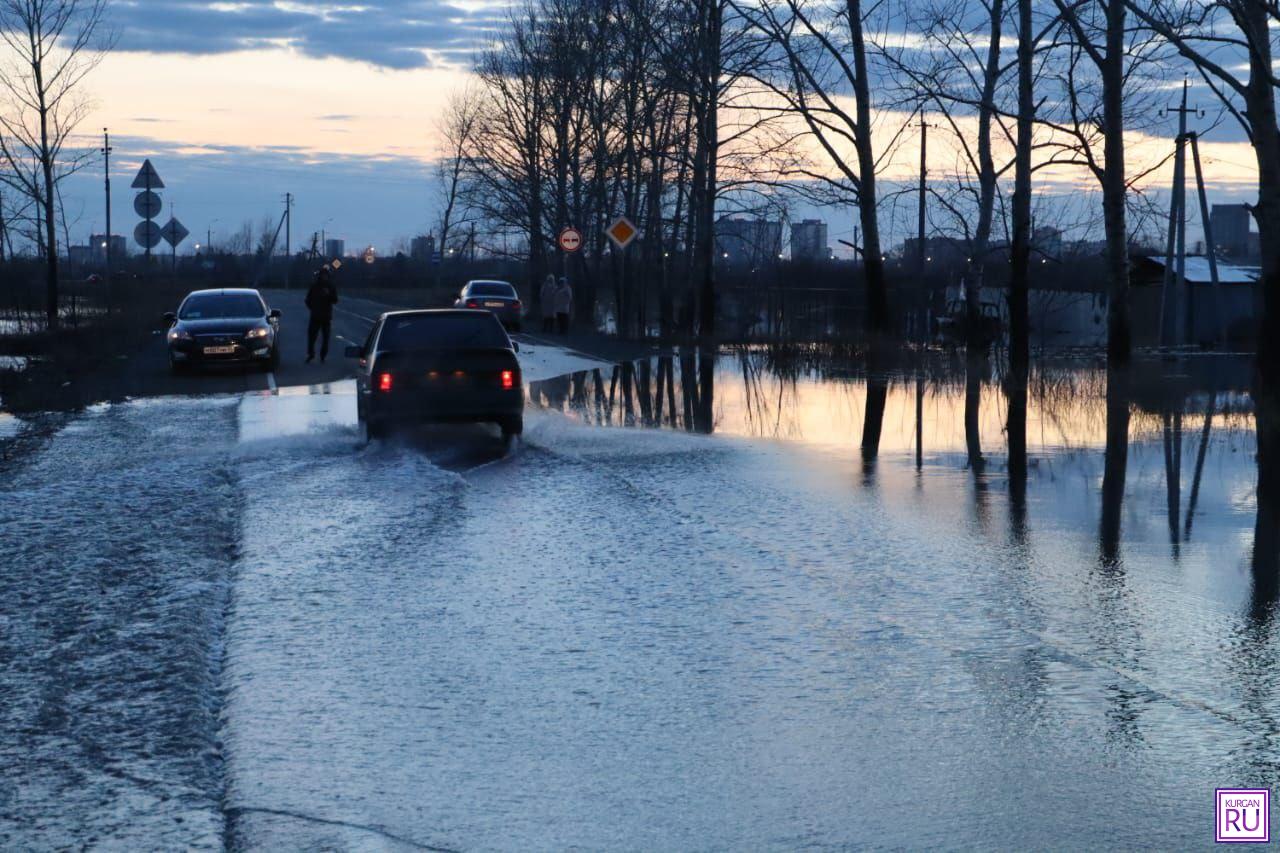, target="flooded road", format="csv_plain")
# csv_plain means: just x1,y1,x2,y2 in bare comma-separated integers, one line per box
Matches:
2,345,1278,849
